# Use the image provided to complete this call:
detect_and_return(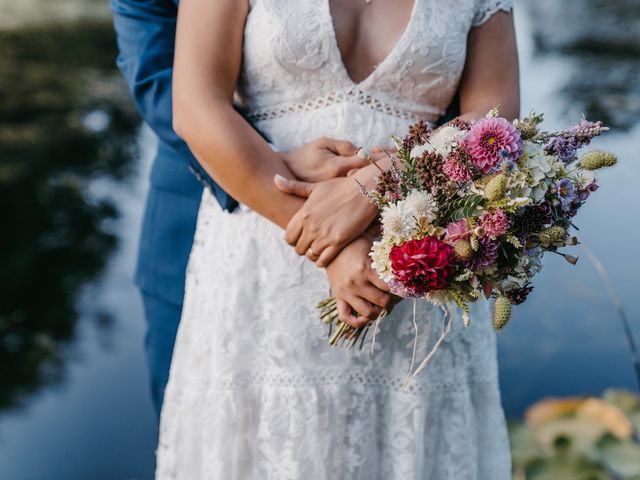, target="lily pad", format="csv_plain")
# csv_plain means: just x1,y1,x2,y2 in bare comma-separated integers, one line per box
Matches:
577,398,634,440
511,391,640,479
603,389,640,433
525,455,611,480
597,435,640,478
526,397,585,426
